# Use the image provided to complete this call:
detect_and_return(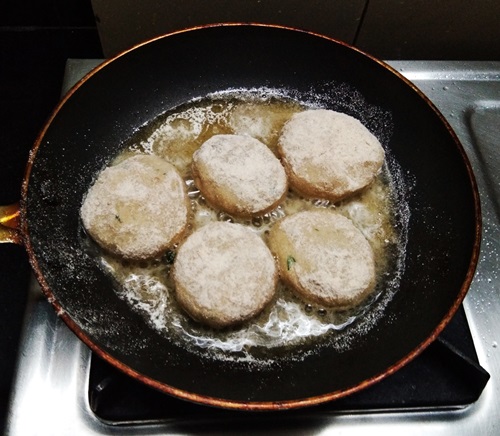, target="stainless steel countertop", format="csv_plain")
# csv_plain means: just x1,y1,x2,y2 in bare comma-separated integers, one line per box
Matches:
6,60,500,435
